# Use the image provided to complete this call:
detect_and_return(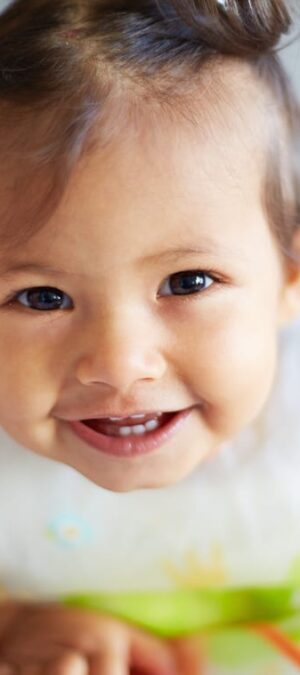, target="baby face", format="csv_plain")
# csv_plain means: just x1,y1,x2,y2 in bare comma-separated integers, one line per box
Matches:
0,68,296,491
